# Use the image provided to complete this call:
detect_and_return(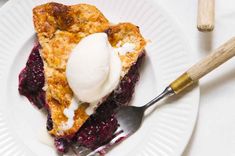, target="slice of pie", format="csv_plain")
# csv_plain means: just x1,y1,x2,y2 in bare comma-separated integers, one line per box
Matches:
19,2,146,154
